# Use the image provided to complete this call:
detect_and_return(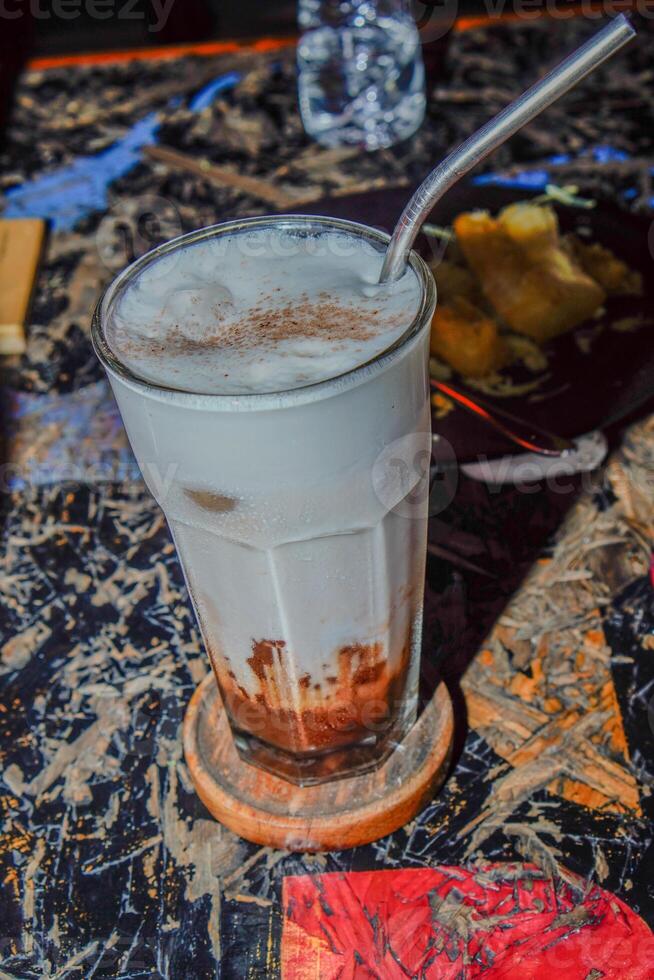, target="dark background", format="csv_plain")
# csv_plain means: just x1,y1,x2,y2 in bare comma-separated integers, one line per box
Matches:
0,0,615,55
4,0,299,55
0,0,628,140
